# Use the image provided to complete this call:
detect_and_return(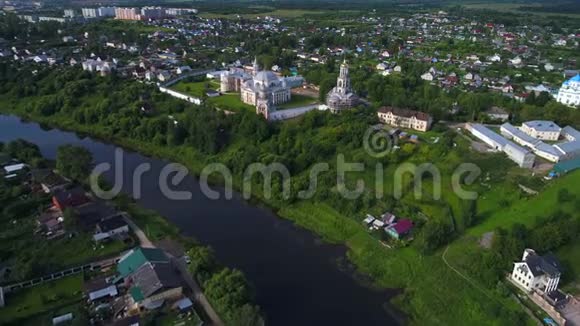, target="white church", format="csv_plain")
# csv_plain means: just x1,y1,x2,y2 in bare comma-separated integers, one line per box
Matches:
556,74,580,107
326,60,359,113
220,58,303,119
